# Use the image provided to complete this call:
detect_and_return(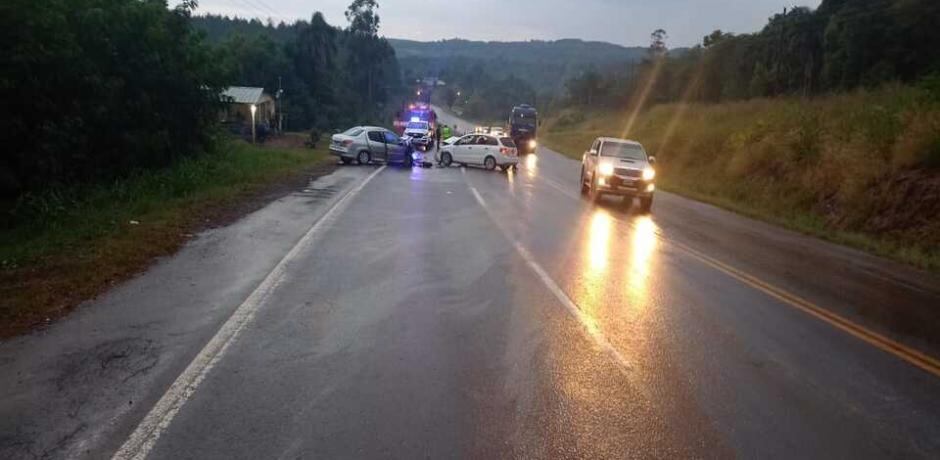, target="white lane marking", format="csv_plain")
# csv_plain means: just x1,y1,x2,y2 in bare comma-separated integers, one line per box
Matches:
540,175,580,201
469,186,632,373
113,166,387,460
